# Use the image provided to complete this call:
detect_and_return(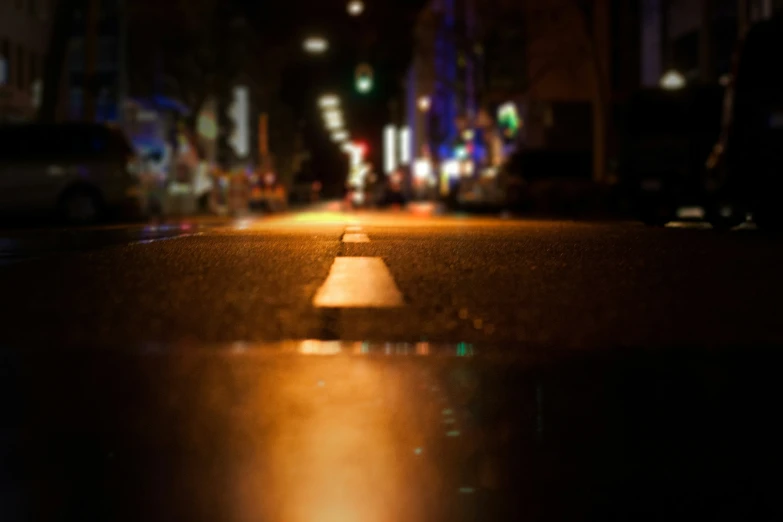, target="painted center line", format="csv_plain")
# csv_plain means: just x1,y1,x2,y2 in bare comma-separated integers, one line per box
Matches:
343,233,370,243
313,257,404,308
